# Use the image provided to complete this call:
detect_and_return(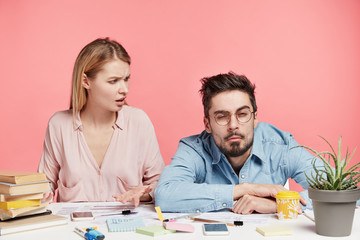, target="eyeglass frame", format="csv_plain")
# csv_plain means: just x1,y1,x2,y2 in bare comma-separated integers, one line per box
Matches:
210,106,255,126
